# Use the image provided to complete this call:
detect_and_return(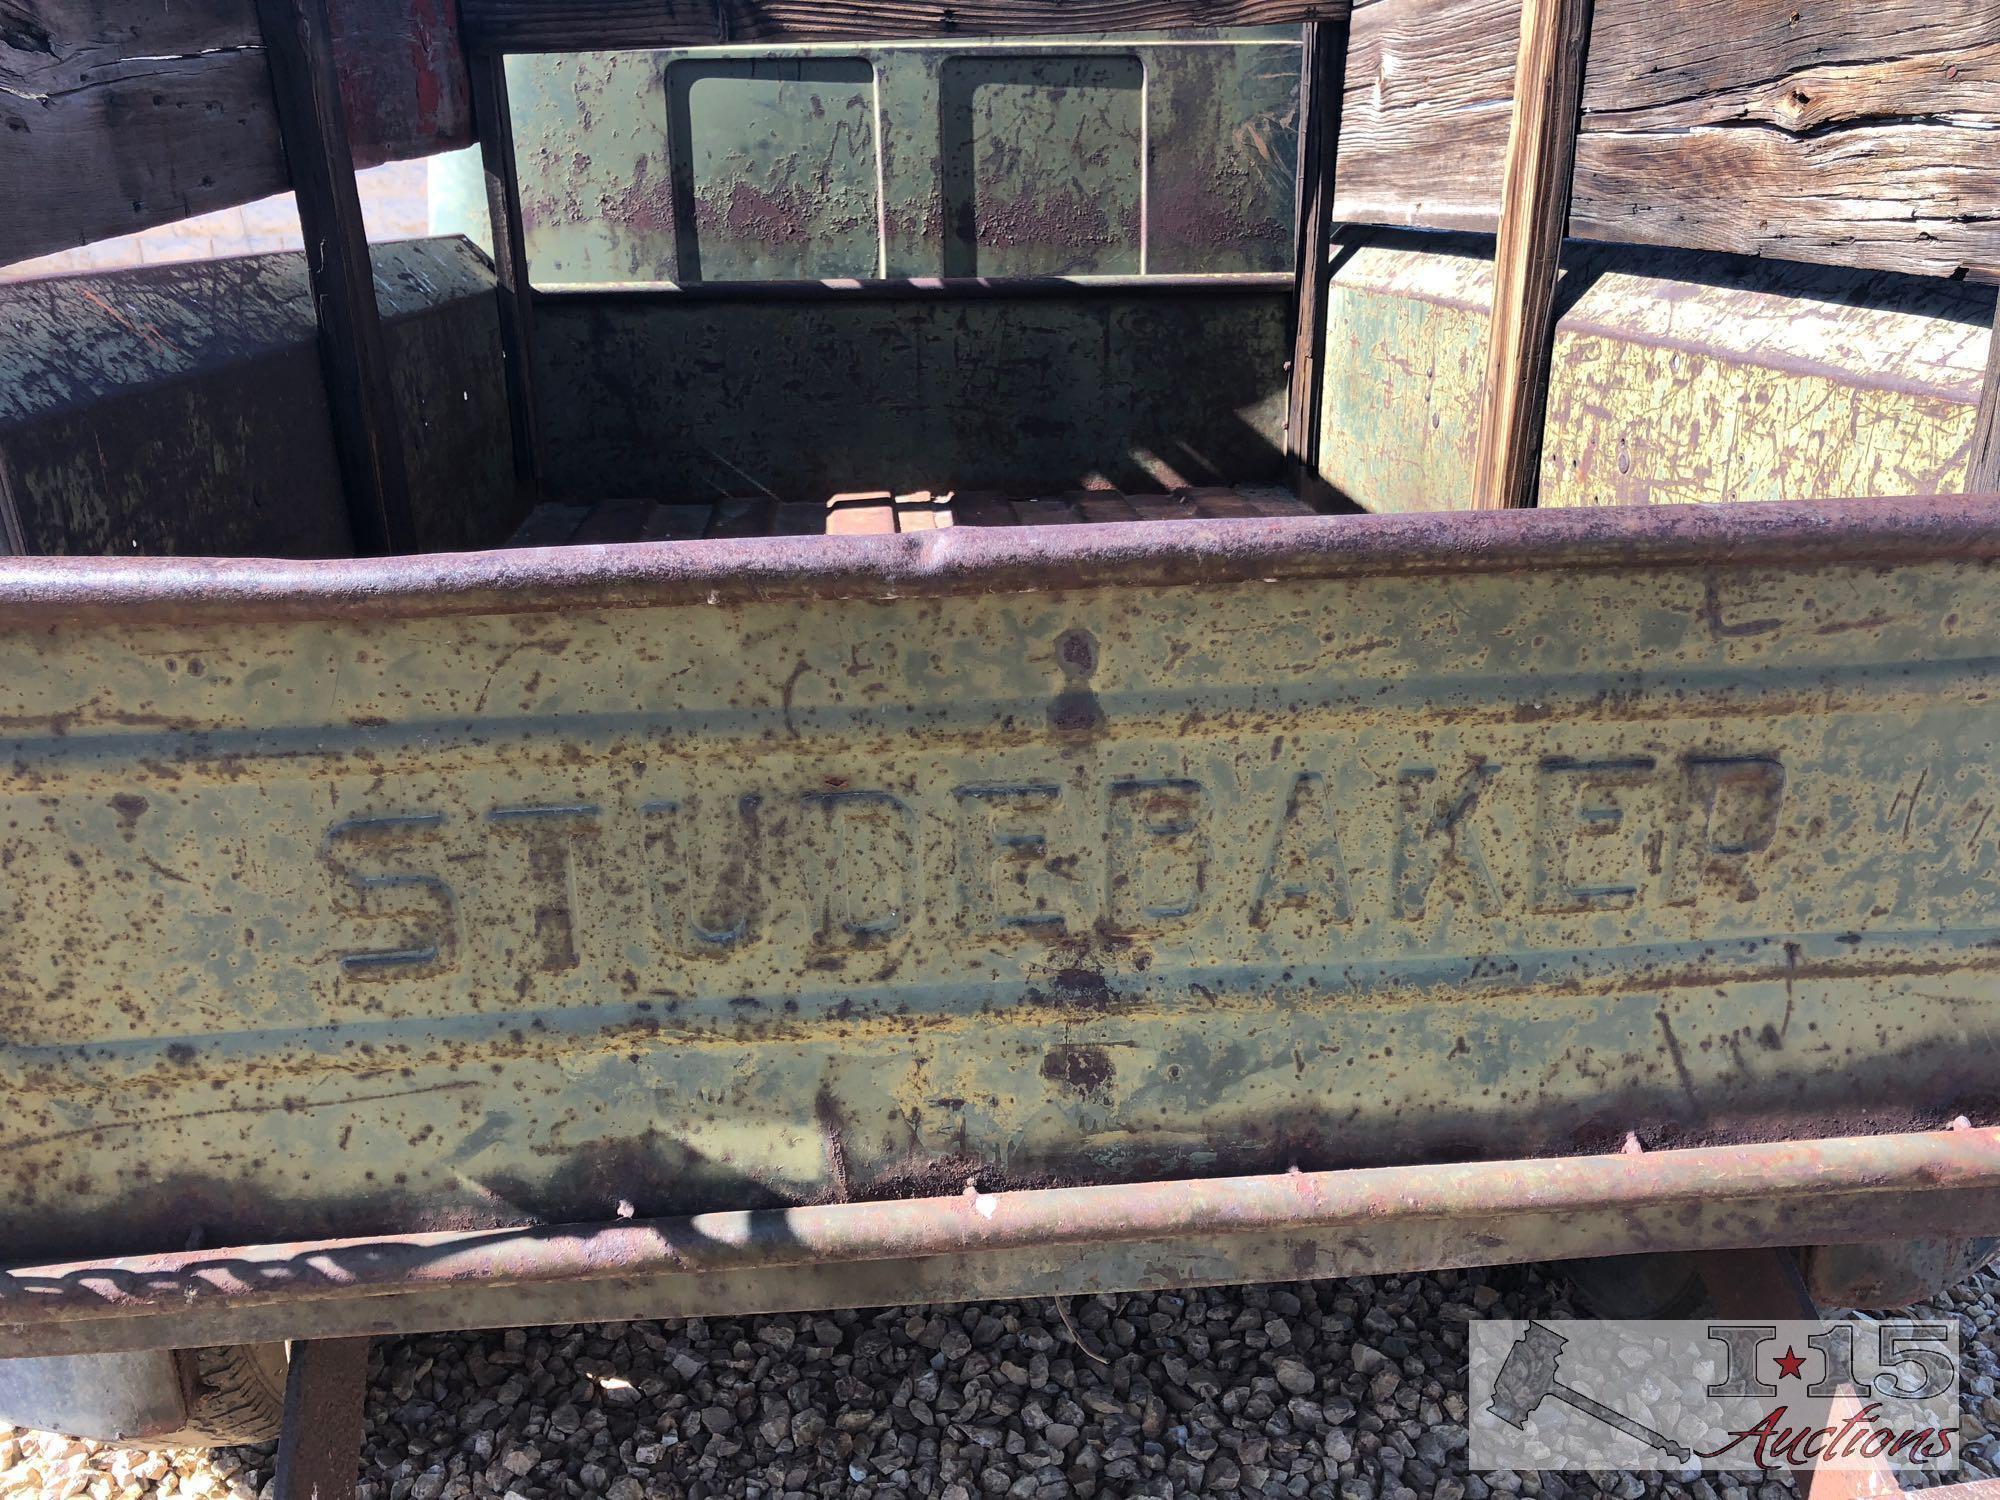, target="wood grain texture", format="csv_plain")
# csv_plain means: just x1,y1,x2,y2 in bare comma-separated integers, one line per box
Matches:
1331,0,1519,234
1972,311,2000,495
1,0,287,267
256,0,415,554
1333,0,2000,279
1286,16,1349,495
459,0,1345,53
1,0,468,269
1470,0,1588,509
472,52,543,502
330,0,470,164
